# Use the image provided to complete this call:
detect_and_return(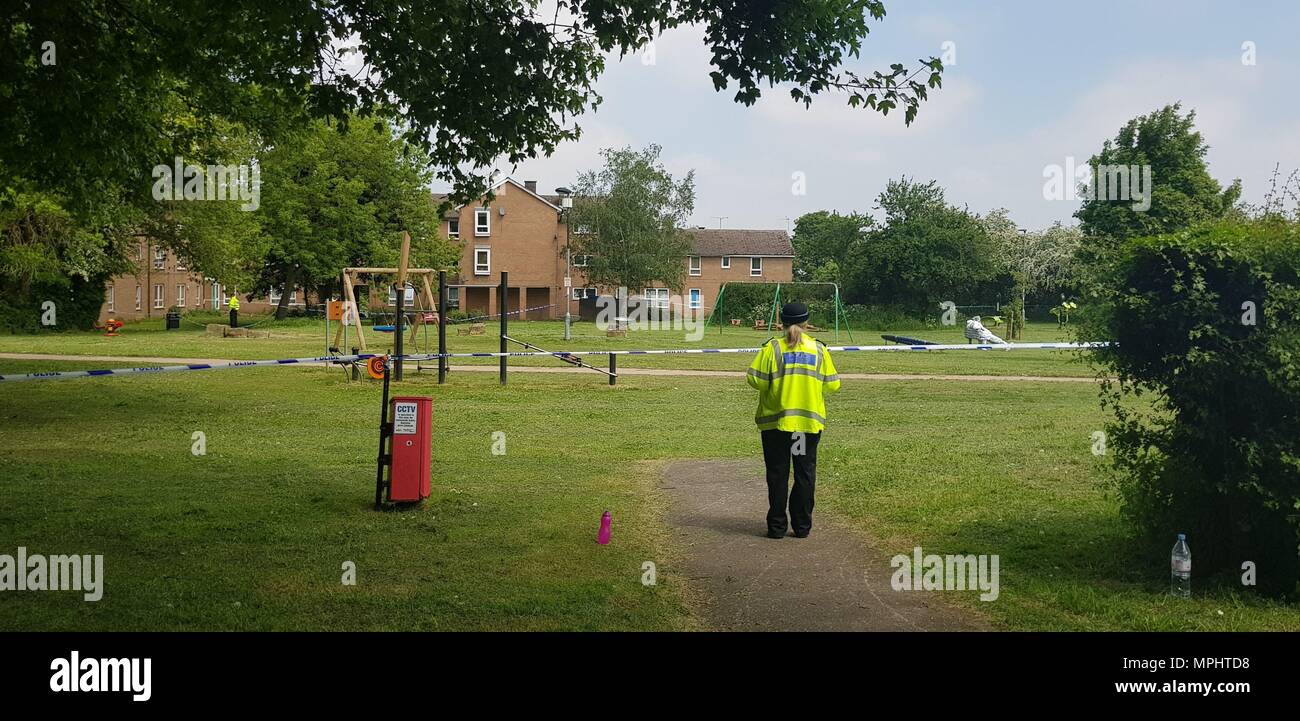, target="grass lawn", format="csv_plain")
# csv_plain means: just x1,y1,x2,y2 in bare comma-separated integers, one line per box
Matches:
1,323,1296,631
